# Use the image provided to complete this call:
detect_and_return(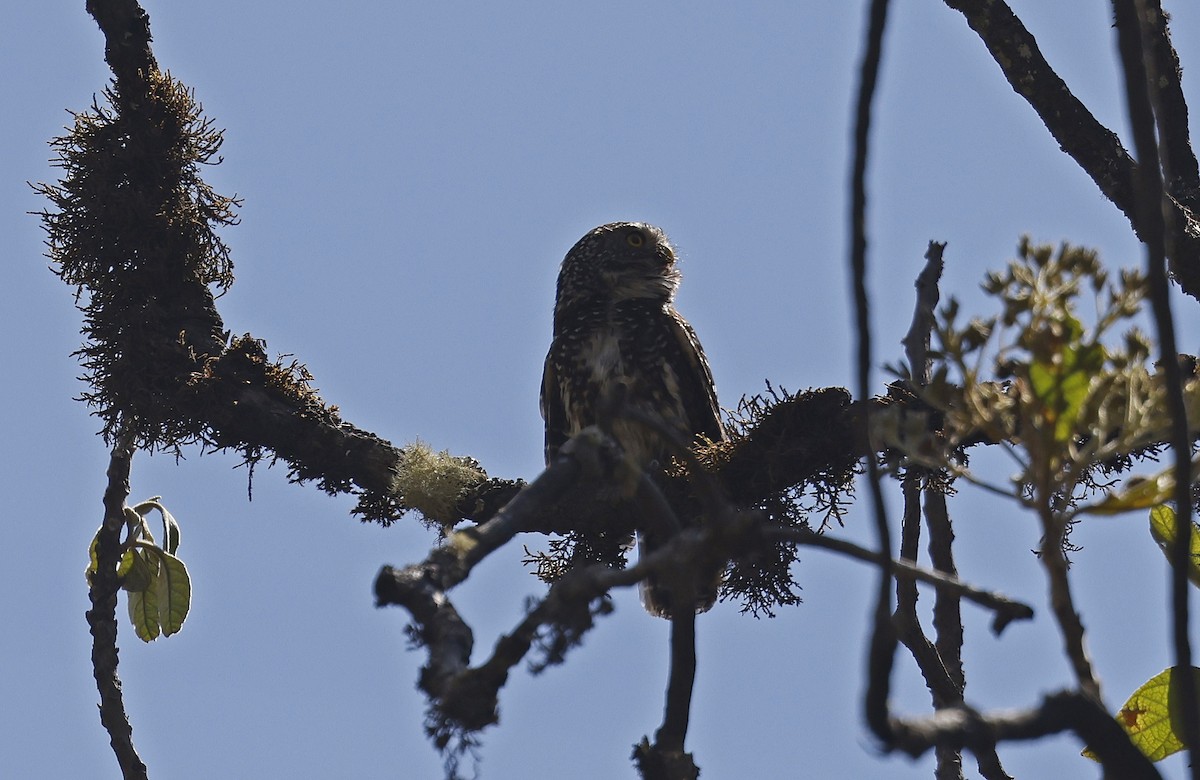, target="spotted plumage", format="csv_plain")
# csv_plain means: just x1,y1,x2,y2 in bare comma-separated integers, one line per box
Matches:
541,221,725,616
